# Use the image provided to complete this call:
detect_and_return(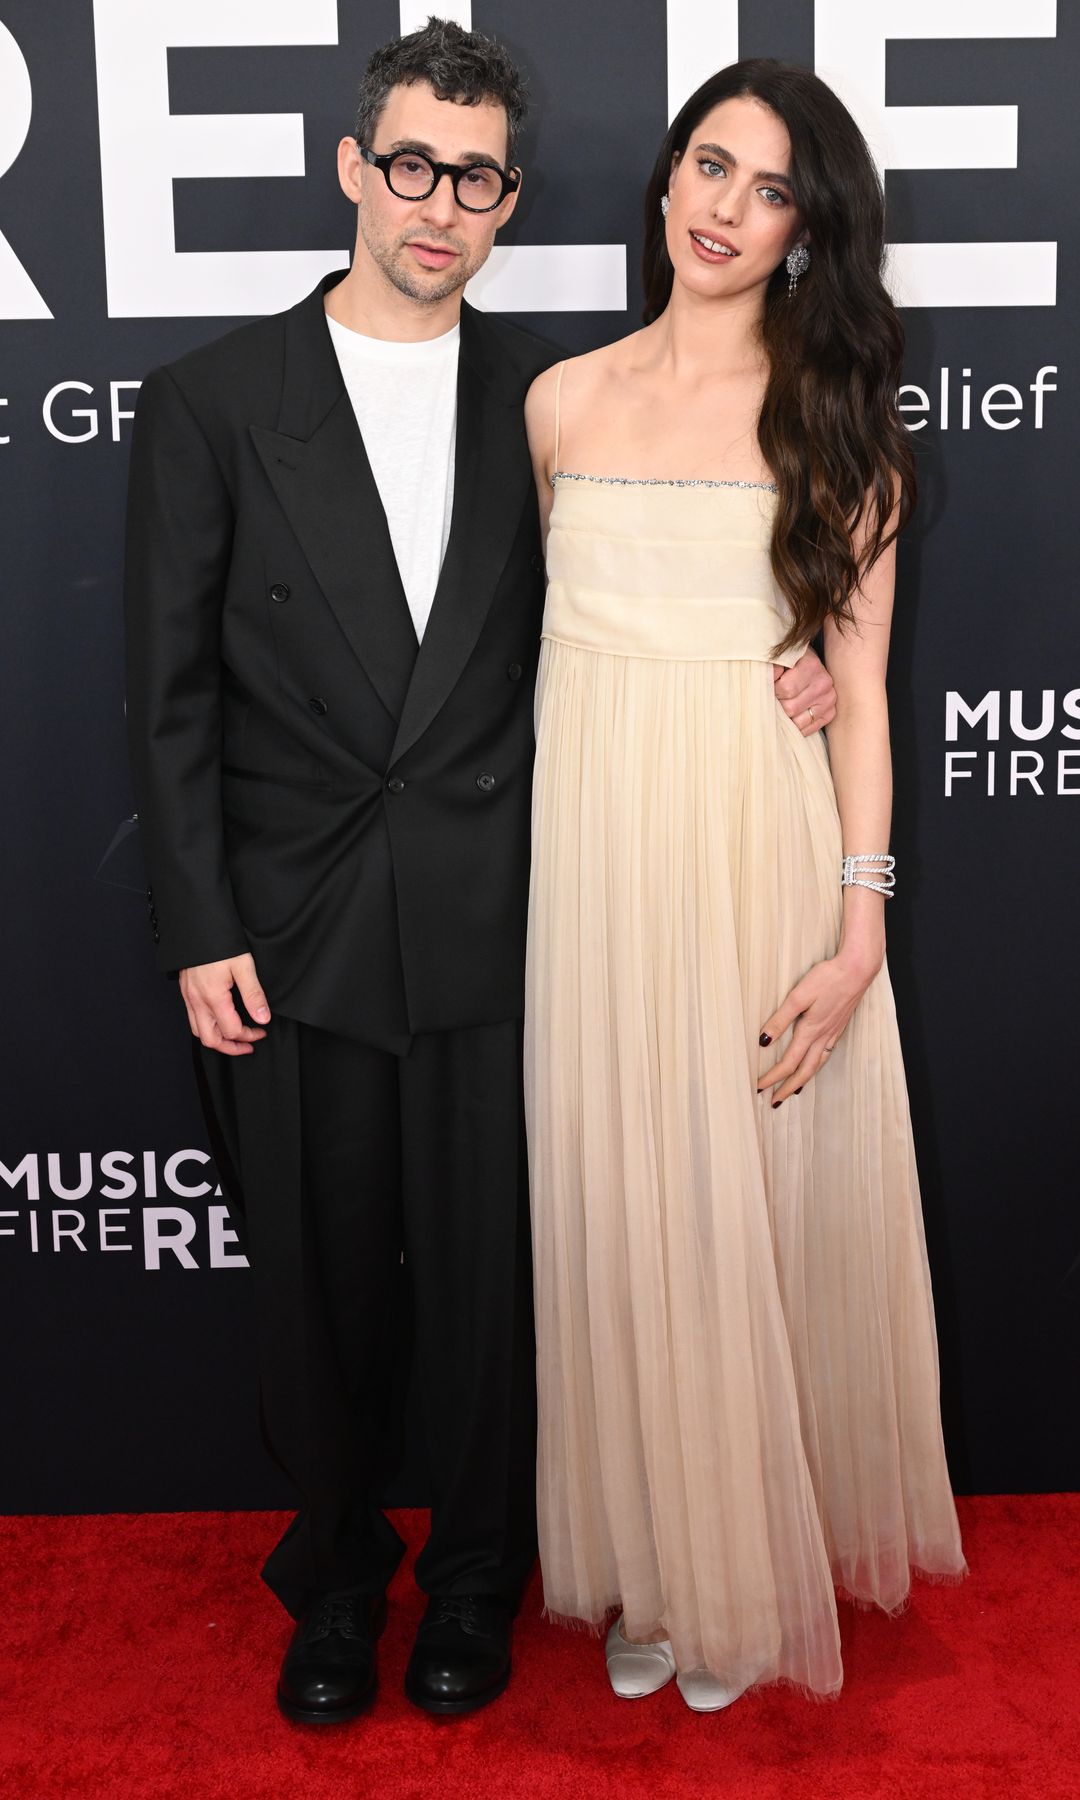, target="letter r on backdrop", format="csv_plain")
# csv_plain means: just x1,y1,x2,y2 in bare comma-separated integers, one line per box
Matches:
0,22,51,318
